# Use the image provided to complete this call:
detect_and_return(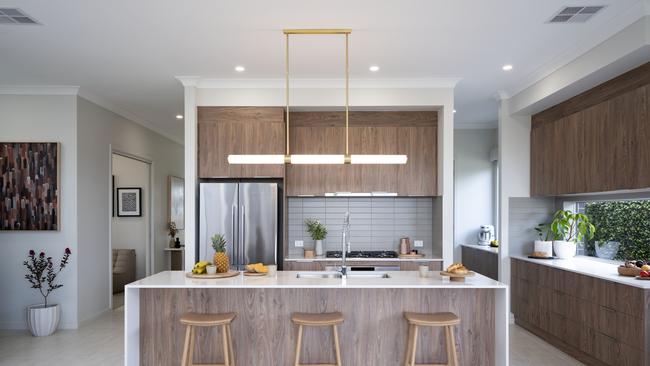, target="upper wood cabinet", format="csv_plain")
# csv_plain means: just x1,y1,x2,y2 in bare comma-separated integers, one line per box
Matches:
530,63,650,196
197,107,285,178
285,111,437,196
